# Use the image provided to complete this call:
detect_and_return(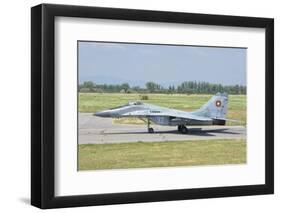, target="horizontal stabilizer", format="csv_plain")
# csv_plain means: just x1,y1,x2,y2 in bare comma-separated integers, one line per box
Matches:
212,117,241,123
